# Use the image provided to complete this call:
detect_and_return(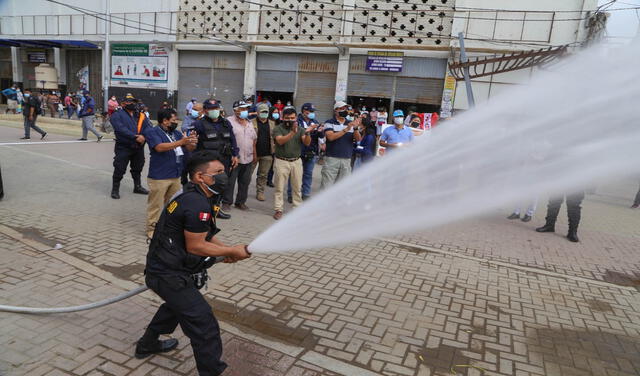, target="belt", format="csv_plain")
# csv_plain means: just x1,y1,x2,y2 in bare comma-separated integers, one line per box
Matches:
276,156,300,162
